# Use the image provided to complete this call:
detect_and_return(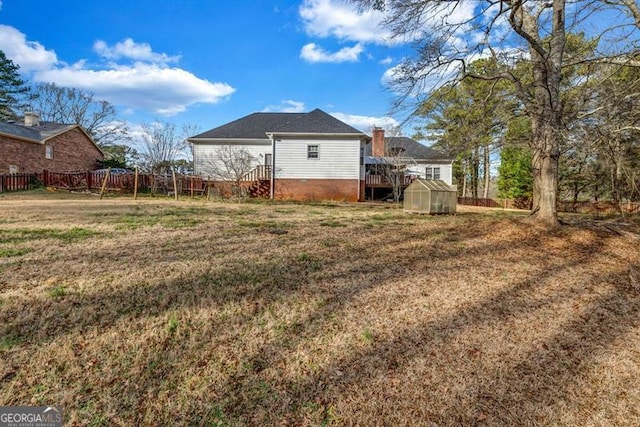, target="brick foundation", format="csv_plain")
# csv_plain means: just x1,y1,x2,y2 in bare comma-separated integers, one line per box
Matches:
274,178,360,202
